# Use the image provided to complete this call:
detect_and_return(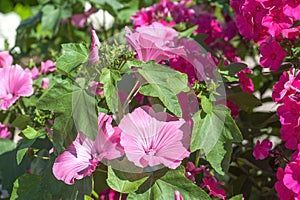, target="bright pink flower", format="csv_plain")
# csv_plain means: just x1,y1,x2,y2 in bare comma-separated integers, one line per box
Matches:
283,162,300,194
230,0,245,14
89,26,100,65
0,51,13,68
203,177,226,200
241,0,268,24
282,27,300,39
259,39,286,71
261,9,293,37
131,7,155,28
277,98,300,149
174,190,184,200
125,22,185,63
42,78,50,89
272,69,300,103
185,161,202,182
97,188,127,200
253,139,272,160
119,106,190,169
275,167,297,200
0,65,34,110
236,68,255,93
53,113,124,184
283,0,300,20
41,60,56,74
0,122,11,139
